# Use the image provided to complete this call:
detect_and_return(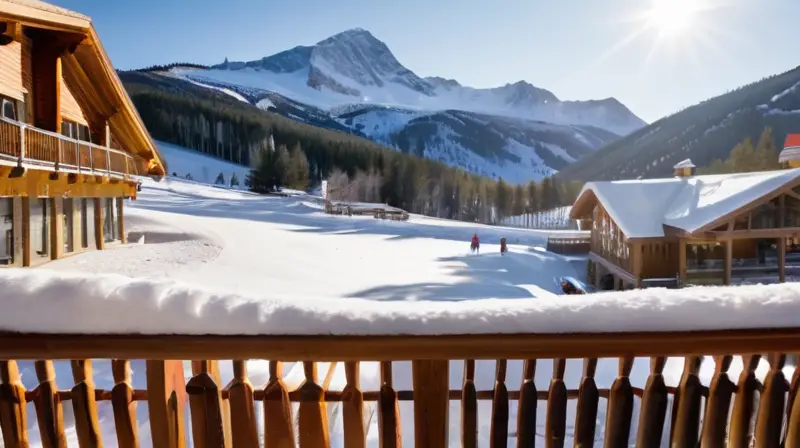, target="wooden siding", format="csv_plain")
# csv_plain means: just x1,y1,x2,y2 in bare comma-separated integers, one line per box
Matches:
60,73,86,124
0,40,27,101
590,203,632,272
640,241,679,279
